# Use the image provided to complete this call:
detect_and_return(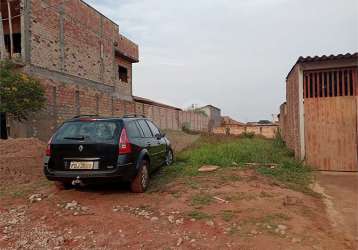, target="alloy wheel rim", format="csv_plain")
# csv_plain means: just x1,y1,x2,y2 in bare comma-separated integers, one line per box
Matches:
166,151,173,165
